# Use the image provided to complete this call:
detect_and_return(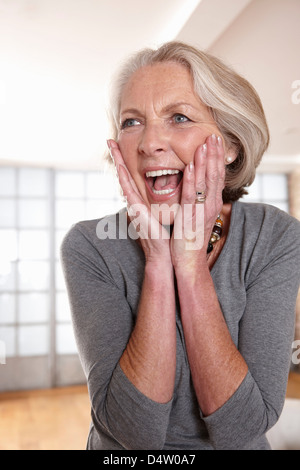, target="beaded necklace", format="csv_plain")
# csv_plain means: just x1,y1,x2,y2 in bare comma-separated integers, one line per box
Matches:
207,215,223,254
